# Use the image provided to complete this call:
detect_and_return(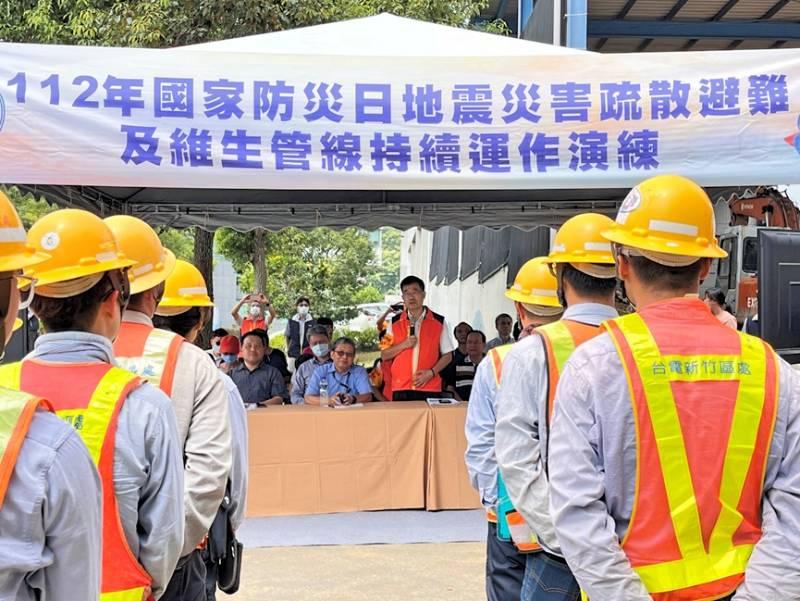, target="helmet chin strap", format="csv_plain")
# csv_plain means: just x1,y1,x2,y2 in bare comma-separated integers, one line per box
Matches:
555,266,568,309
